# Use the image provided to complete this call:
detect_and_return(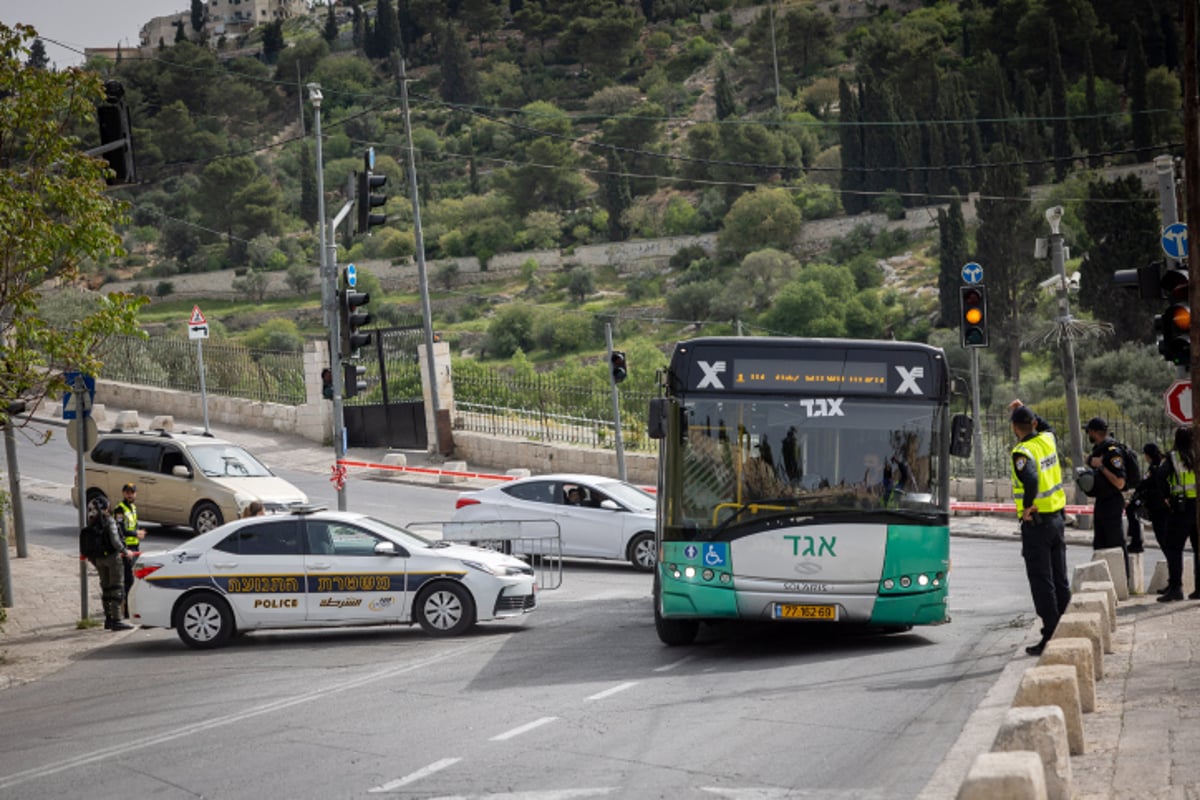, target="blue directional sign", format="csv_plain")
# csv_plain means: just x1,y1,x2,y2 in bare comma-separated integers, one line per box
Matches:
961,261,984,285
1161,223,1188,259
346,262,357,288
62,372,96,420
